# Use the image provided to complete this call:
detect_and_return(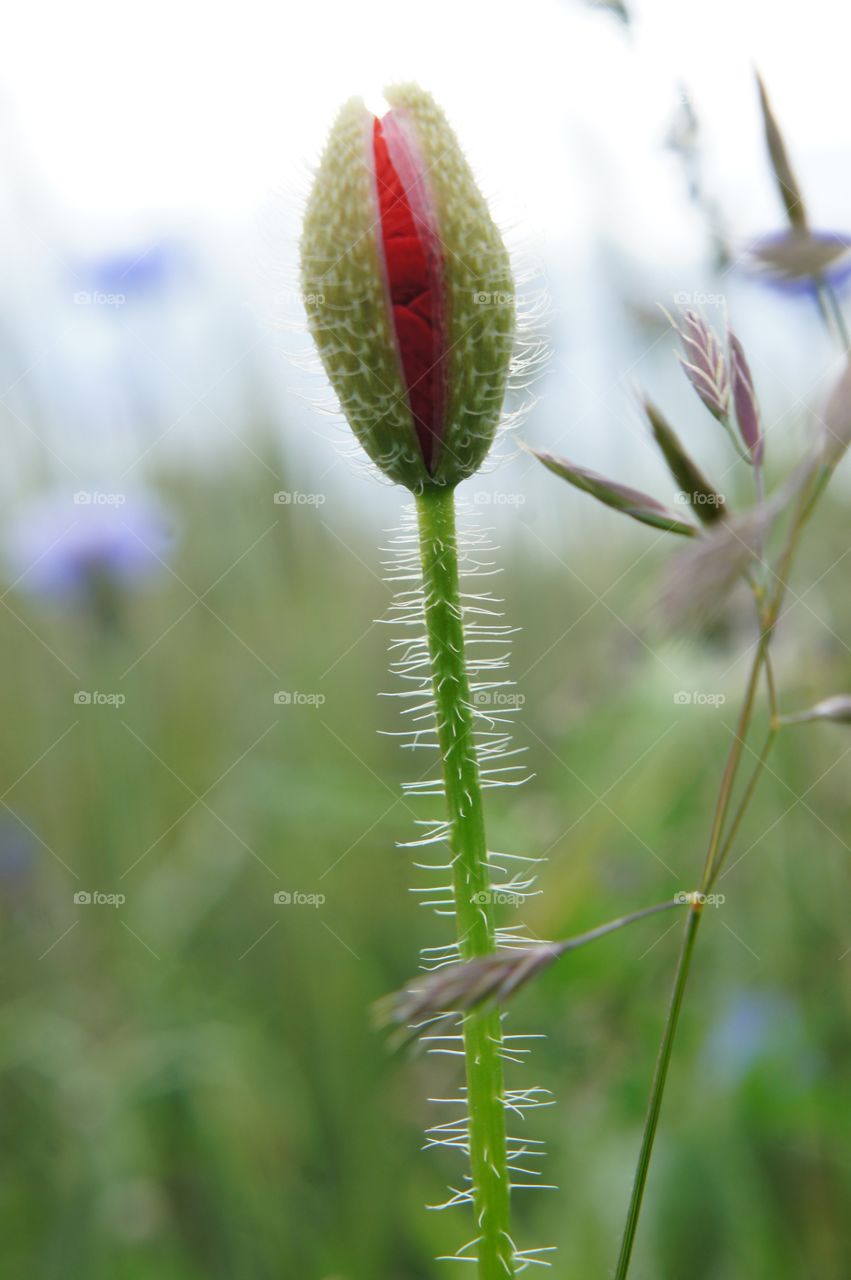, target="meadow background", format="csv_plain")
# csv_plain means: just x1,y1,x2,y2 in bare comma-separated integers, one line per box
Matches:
3,1,851,1276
